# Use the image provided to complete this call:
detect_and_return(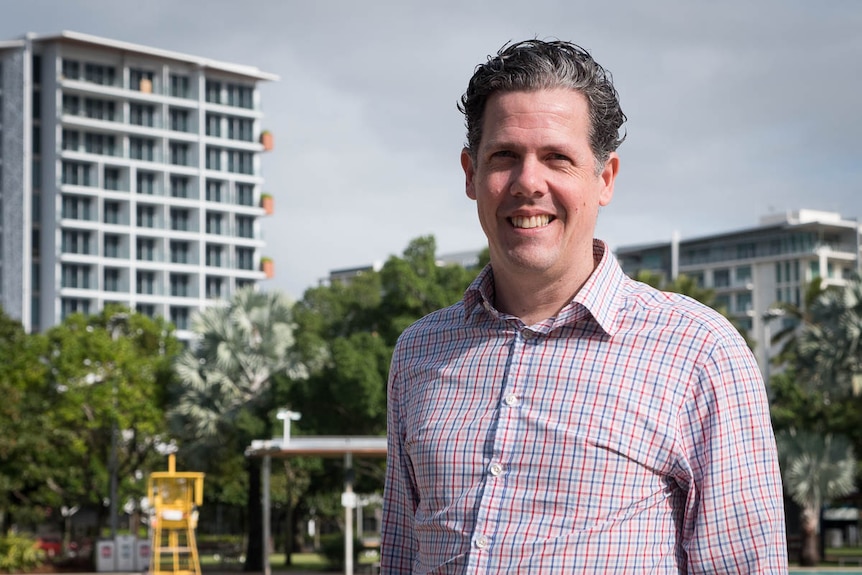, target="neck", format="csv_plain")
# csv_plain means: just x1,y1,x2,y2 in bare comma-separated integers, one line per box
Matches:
492,264,595,326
